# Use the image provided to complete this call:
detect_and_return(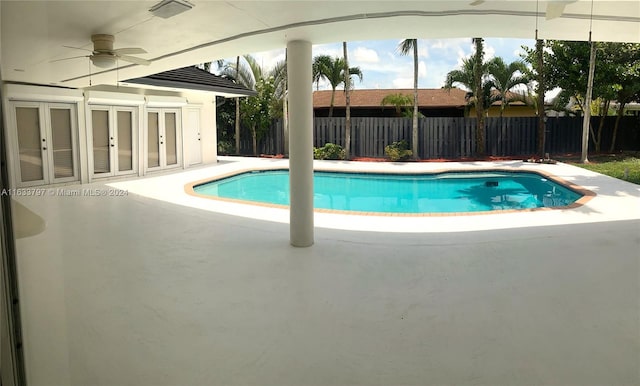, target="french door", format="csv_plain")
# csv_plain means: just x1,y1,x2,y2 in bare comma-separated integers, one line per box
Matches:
12,102,78,186
89,106,138,178
146,109,182,171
